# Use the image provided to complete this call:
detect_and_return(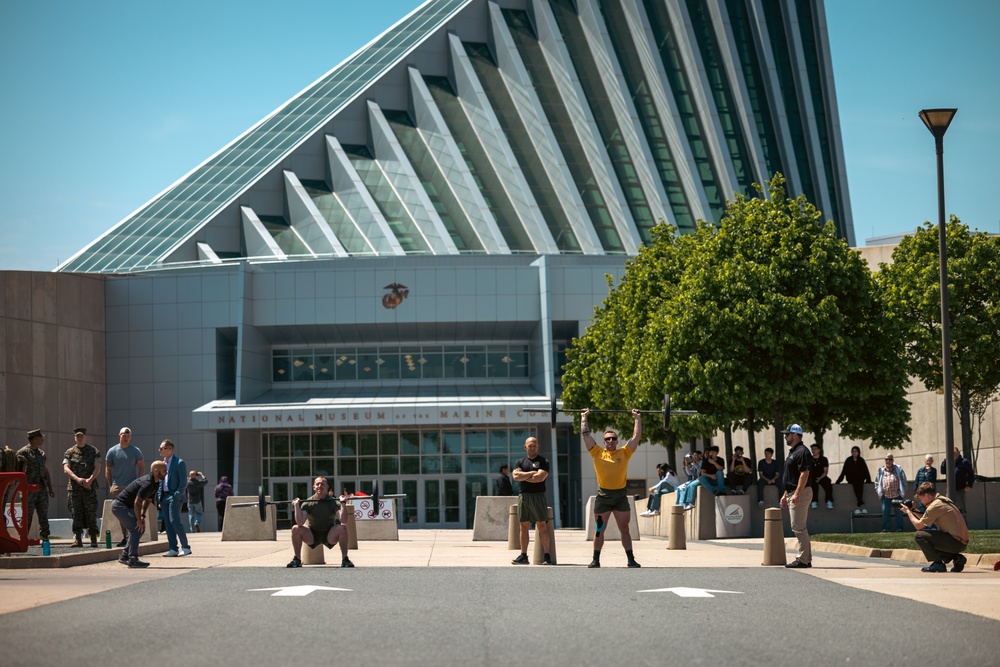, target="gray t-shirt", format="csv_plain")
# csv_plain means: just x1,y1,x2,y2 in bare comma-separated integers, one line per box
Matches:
106,444,144,487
